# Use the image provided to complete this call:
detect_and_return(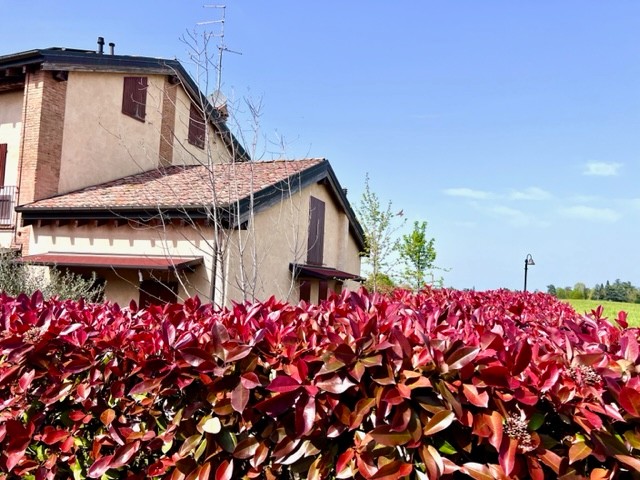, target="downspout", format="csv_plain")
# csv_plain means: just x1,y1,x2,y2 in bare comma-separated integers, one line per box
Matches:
209,223,218,306
14,71,30,248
